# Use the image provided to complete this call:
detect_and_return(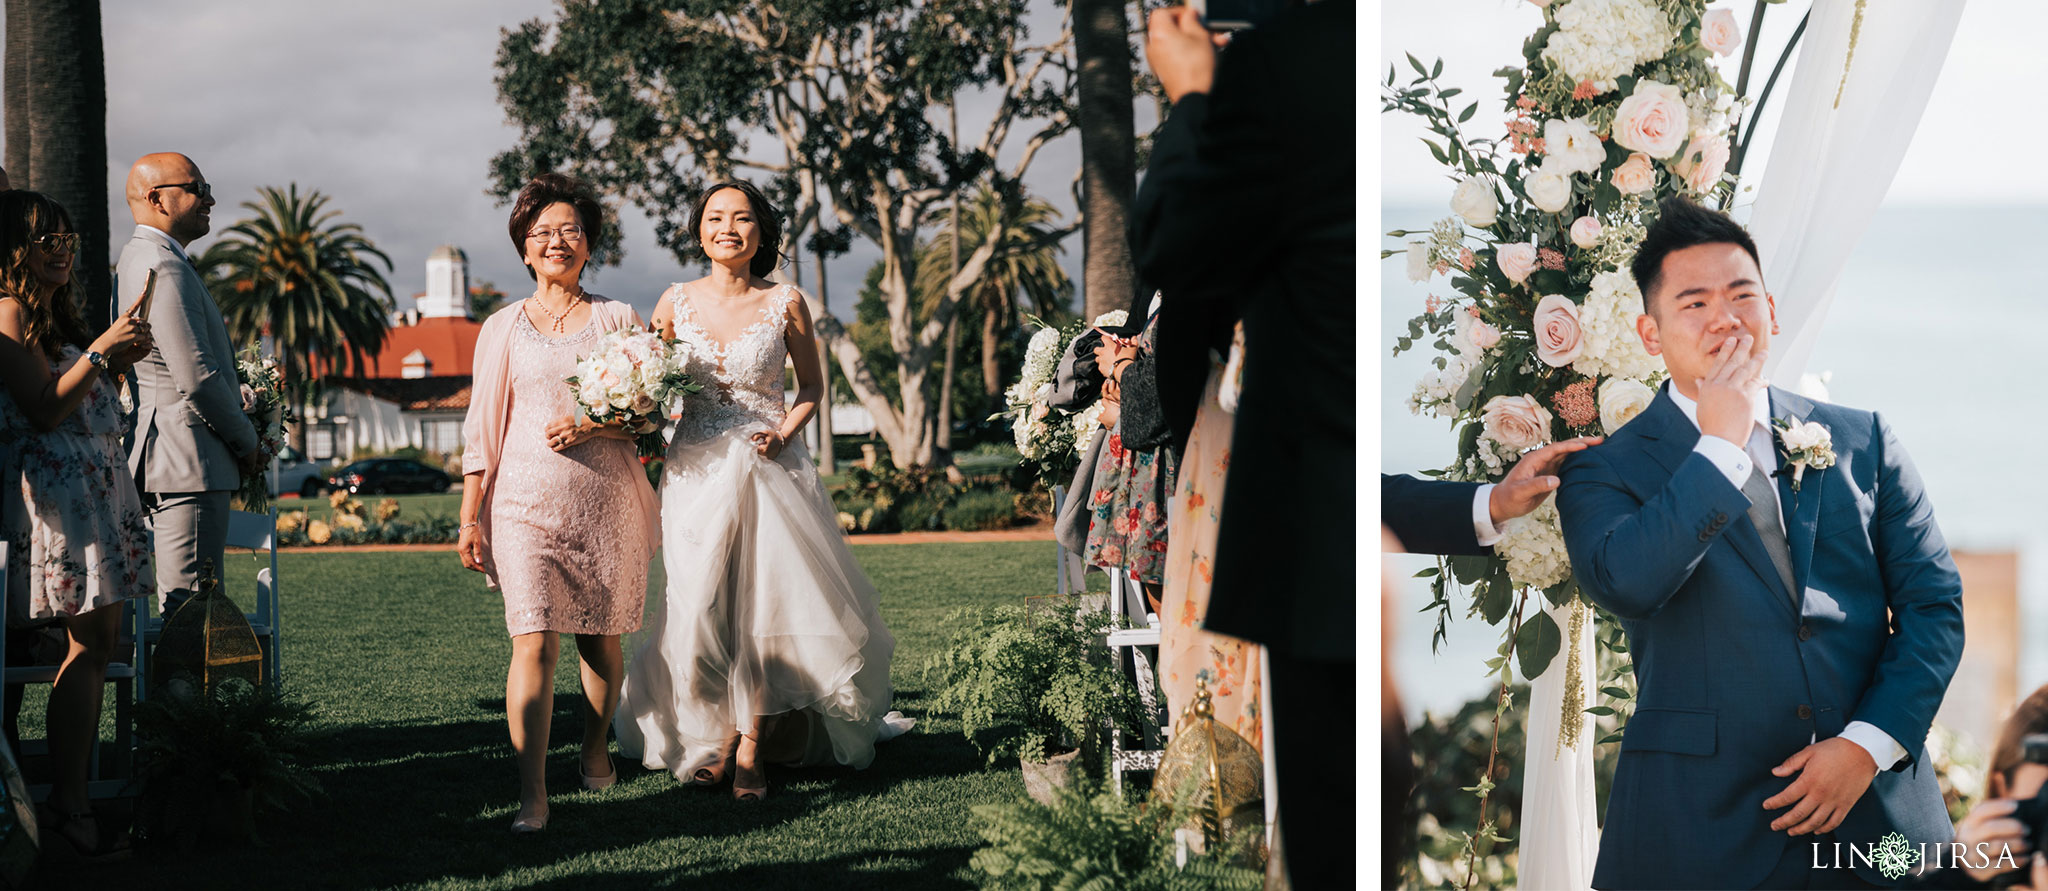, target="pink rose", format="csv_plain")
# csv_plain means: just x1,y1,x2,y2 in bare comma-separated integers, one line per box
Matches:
1611,152,1657,195
1669,131,1731,195
1468,319,1501,352
1481,395,1554,453
1497,243,1538,285
1701,9,1742,57
1611,80,1690,159
1570,216,1603,249
1532,294,1585,368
